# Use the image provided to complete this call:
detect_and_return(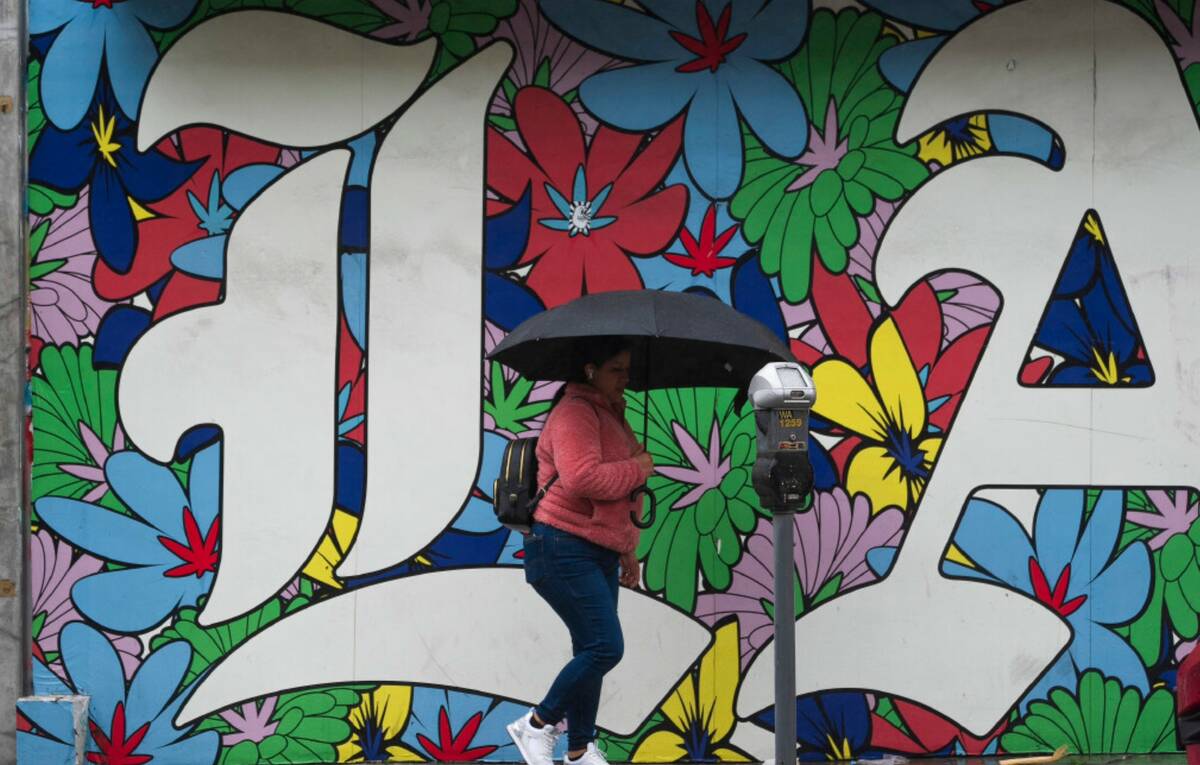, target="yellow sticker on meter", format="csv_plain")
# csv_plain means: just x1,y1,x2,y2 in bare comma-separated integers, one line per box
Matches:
777,410,804,429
